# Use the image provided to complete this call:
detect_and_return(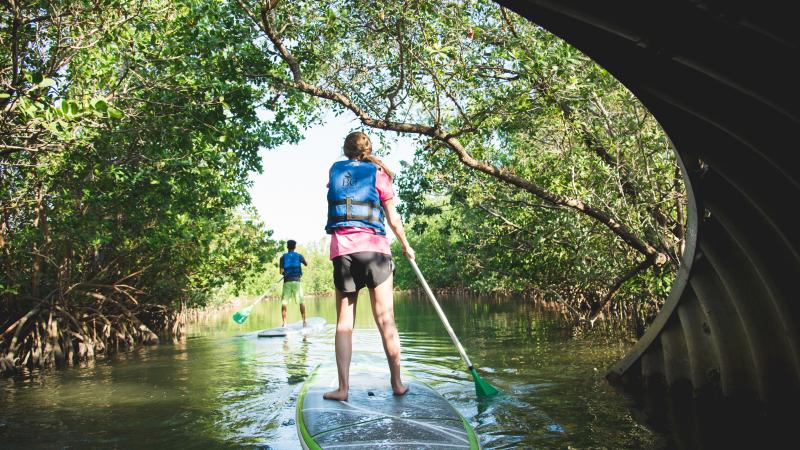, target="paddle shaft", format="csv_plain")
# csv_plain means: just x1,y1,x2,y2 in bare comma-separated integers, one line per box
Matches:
254,276,285,306
408,258,474,370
